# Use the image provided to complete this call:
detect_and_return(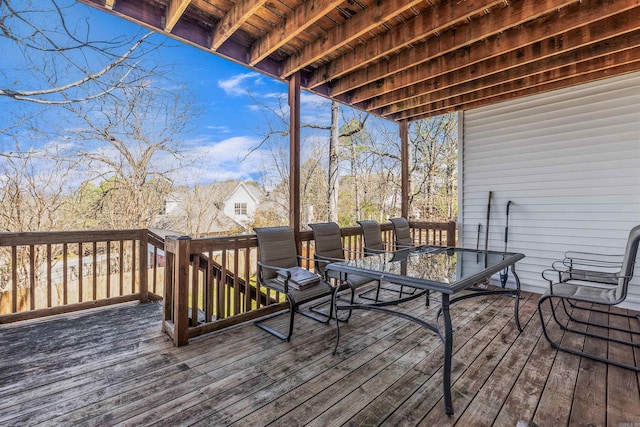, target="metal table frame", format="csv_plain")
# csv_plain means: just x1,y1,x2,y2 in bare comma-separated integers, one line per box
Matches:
326,246,525,416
